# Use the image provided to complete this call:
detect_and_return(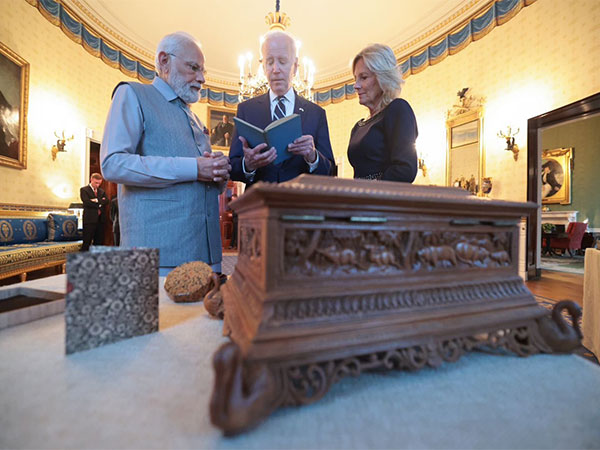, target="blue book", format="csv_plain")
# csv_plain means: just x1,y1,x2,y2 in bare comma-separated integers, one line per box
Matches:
233,114,302,165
